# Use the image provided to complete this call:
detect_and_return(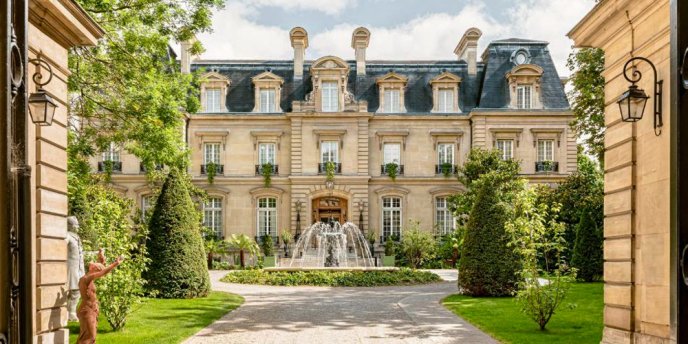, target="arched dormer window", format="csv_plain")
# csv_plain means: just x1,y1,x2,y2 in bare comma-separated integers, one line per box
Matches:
251,71,284,113
430,72,462,113
292,56,367,113
376,72,408,113
199,71,230,113
505,64,544,110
